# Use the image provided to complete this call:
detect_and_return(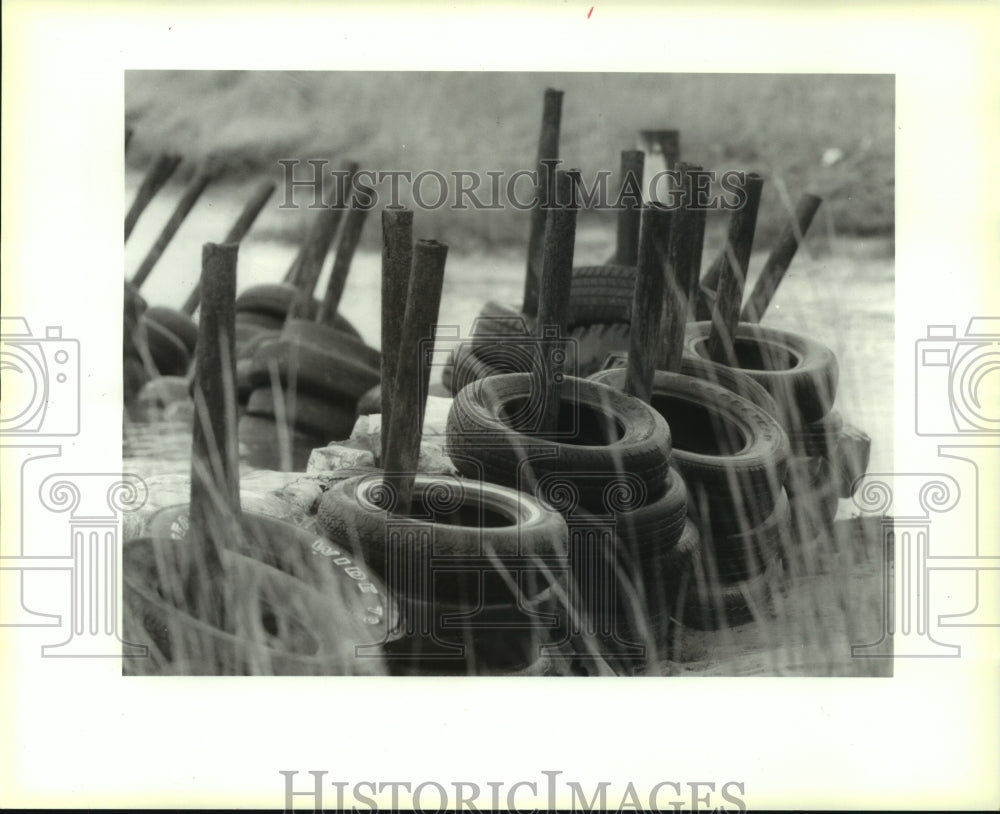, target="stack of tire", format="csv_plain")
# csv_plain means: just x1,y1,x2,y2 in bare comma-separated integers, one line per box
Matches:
680,322,864,568
236,304,380,471
317,471,570,675
233,282,315,399
589,366,791,631
123,279,200,412
443,371,697,669
440,266,636,395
